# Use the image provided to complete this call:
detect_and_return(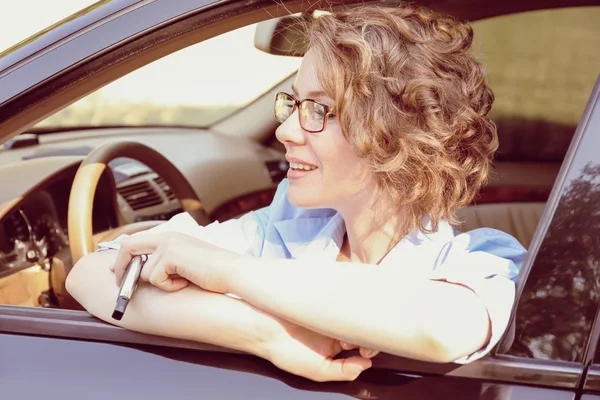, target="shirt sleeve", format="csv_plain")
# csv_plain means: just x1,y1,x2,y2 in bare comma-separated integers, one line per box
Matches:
429,227,527,364
96,205,272,257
